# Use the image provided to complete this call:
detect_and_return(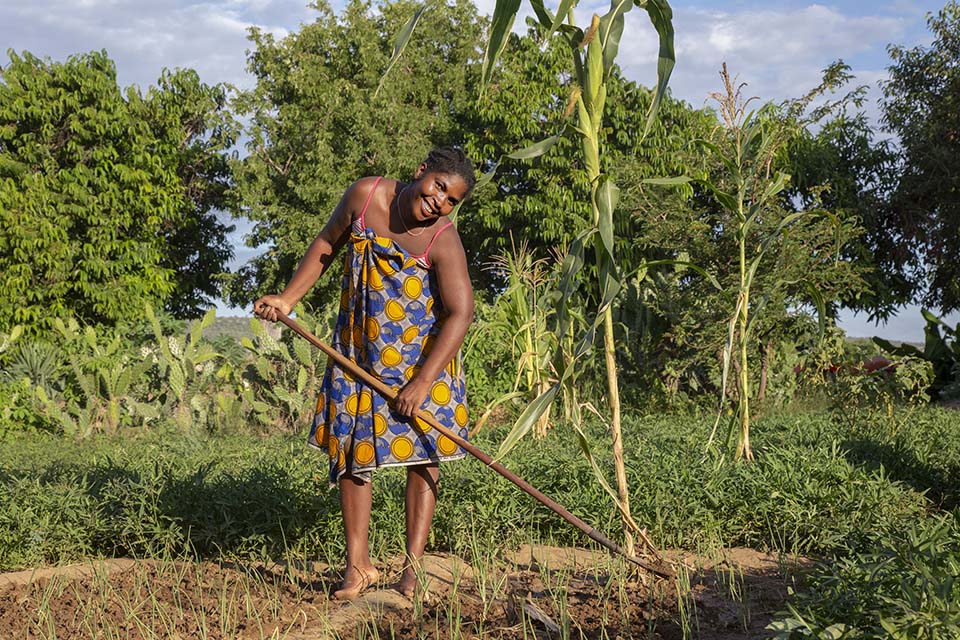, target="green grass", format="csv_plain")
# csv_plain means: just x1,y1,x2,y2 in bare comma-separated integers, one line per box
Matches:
2,407,956,571
3,406,960,636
